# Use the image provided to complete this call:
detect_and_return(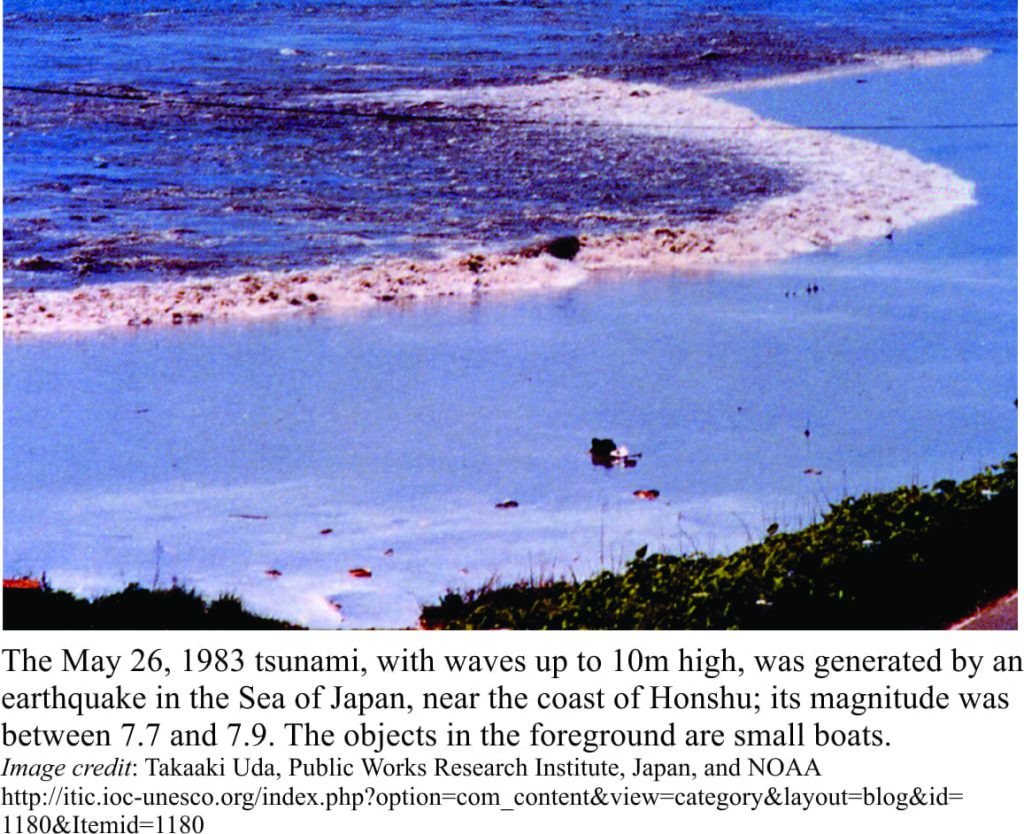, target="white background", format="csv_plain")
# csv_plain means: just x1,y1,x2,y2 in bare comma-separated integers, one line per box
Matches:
1,628,1021,833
